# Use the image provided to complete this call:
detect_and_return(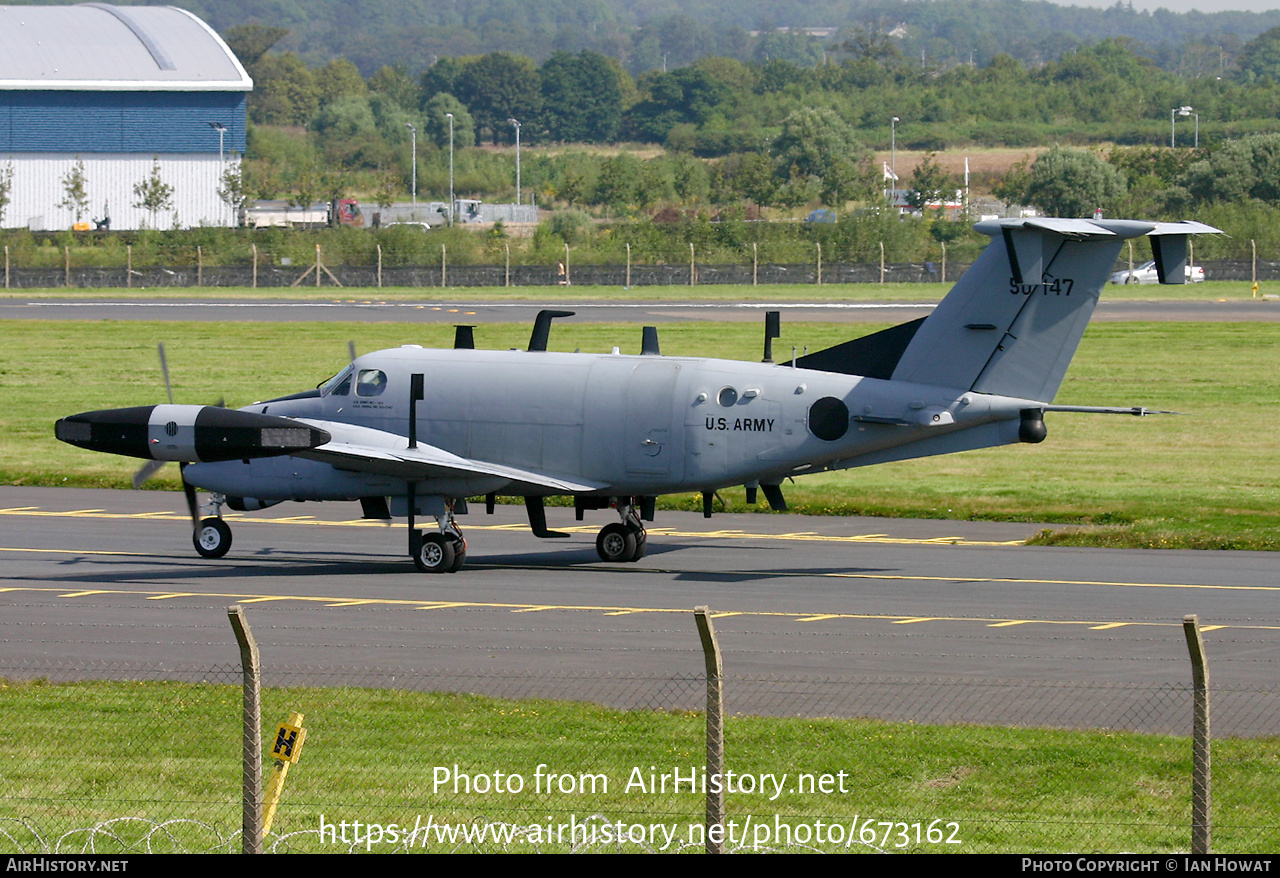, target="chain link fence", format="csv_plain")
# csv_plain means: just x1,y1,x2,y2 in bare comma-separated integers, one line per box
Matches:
3,645,1278,854
6,258,1272,290
1,261,963,290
